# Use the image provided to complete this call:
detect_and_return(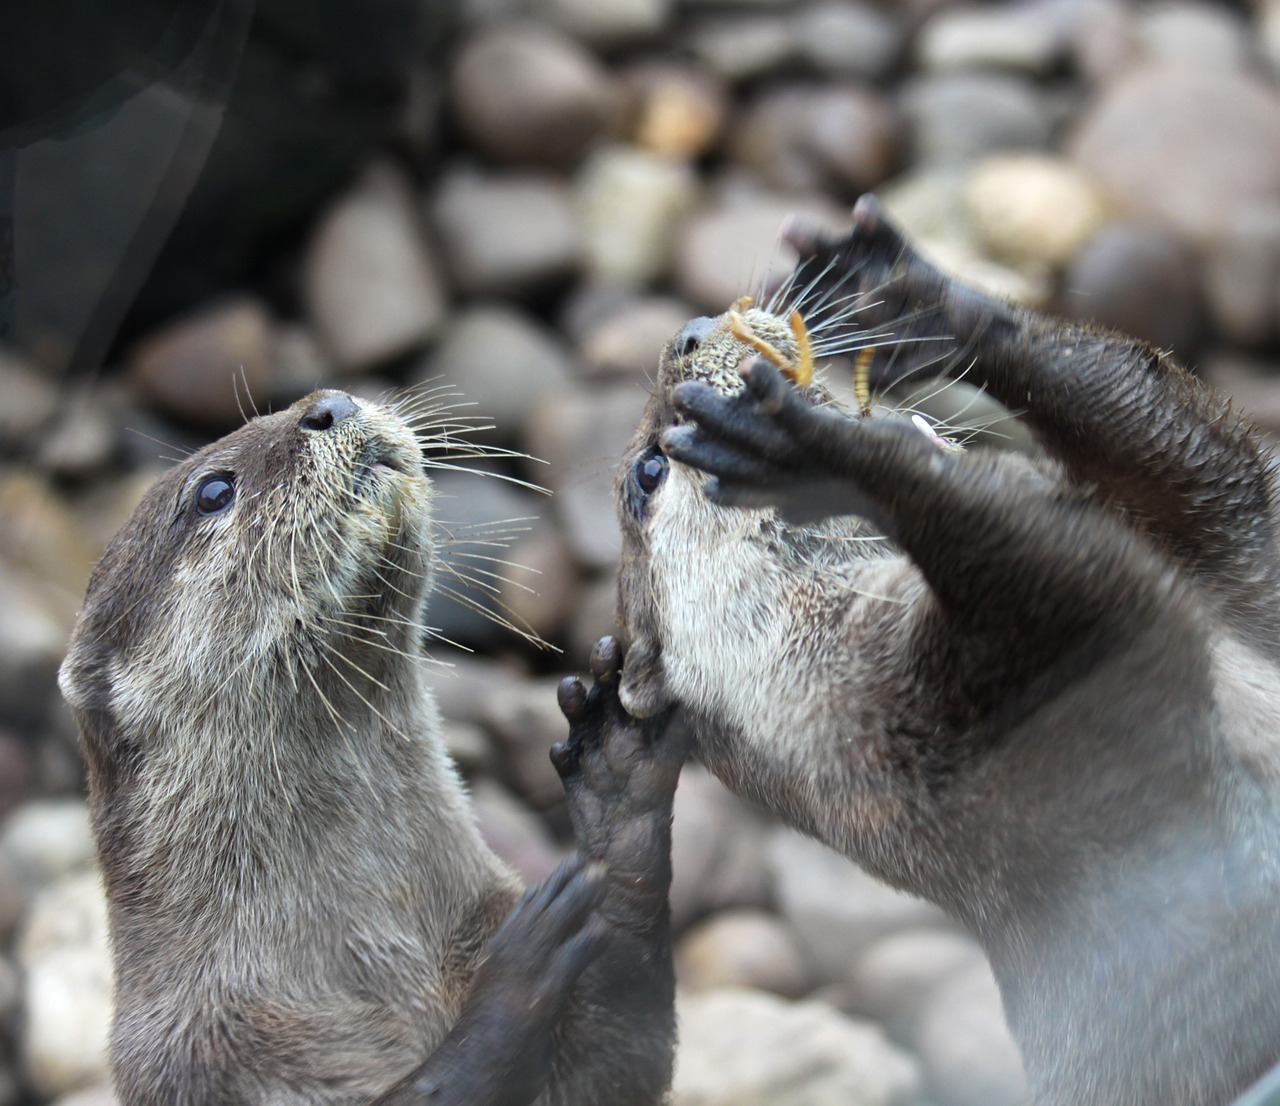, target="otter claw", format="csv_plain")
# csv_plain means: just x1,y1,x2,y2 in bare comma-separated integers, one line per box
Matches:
557,675,588,718
589,636,622,682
